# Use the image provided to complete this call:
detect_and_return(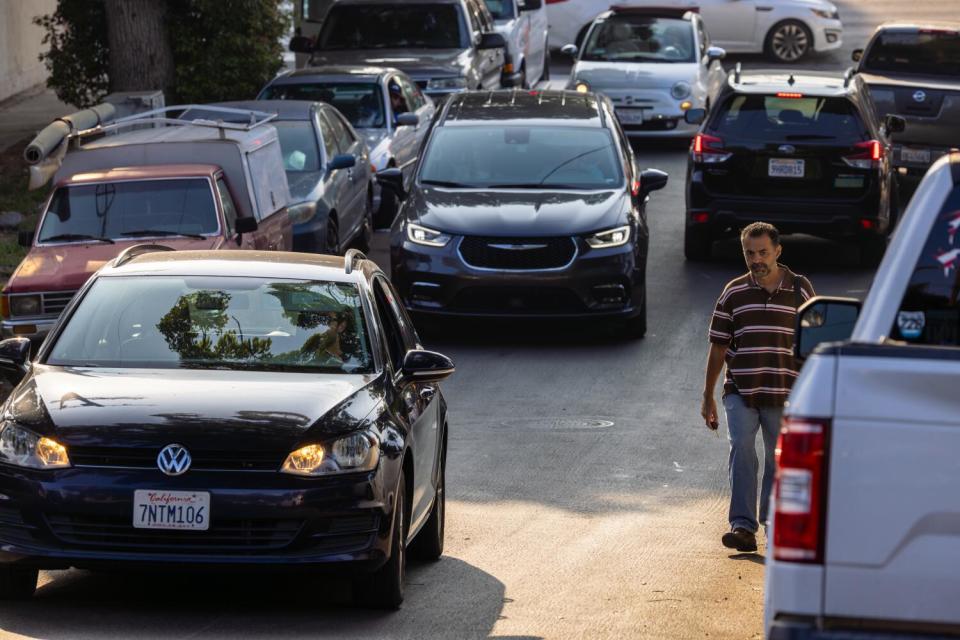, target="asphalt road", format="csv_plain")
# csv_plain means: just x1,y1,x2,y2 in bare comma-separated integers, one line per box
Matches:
0,1,948,638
